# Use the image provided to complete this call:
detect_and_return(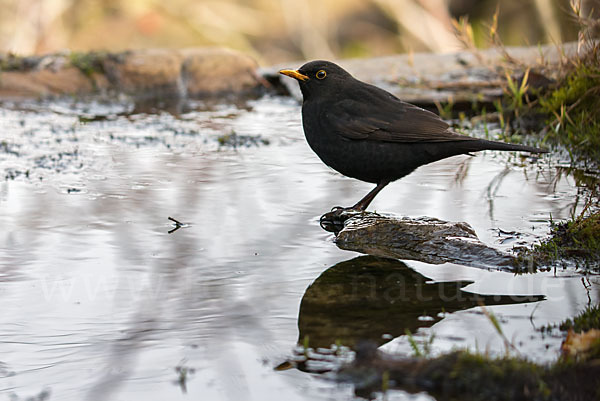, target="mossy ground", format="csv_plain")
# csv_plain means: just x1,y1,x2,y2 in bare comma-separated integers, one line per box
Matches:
499,40,600,272
0,51,108,77
515,210,600,272
491,43,600,167
336,342,600,401
537,55,600,163
419,305,600,400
